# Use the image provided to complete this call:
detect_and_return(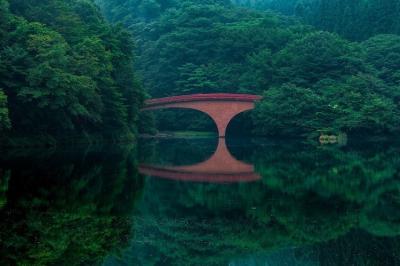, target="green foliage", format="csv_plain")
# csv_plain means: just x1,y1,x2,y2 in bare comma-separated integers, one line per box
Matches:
0,170,10,209
97,0,400,136
253,84,326,136
0,89,10,131
0,0,144,143
253,76,400,136
308,0,400,41
363,34,400,86
233,0,400,41
2,0,399,137
273,32,367,86
250,31,400,137
232,0,299,15
98,0,309,97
